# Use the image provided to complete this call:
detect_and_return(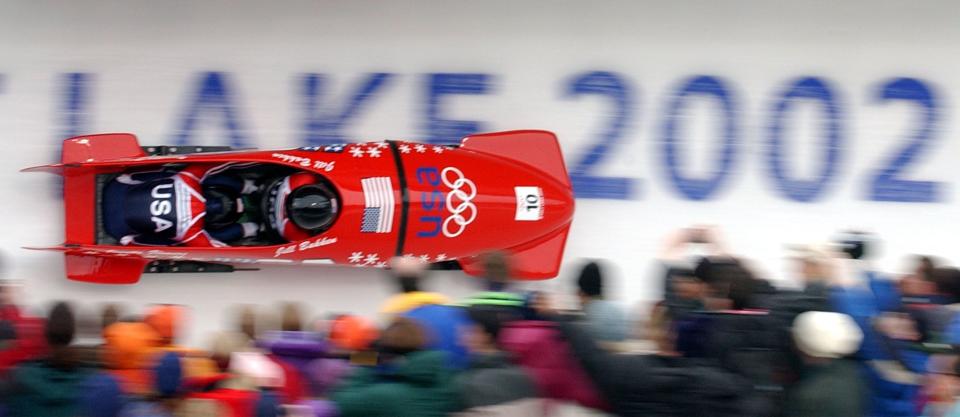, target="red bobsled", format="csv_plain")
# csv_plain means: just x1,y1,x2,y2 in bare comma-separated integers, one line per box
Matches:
23,130,575,284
